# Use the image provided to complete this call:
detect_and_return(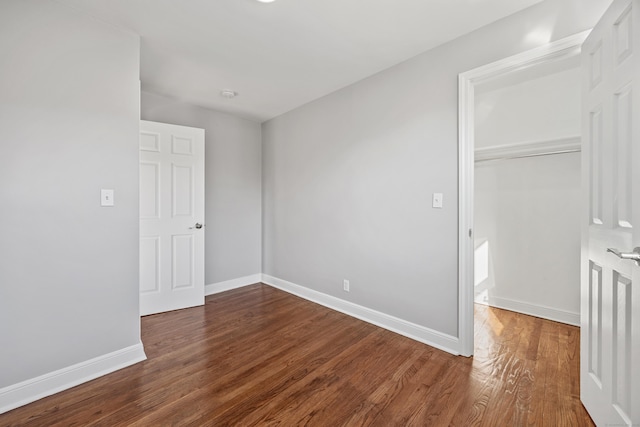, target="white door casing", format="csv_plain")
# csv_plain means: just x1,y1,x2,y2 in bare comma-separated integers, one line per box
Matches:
581,0,640,425
139,120,205,316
